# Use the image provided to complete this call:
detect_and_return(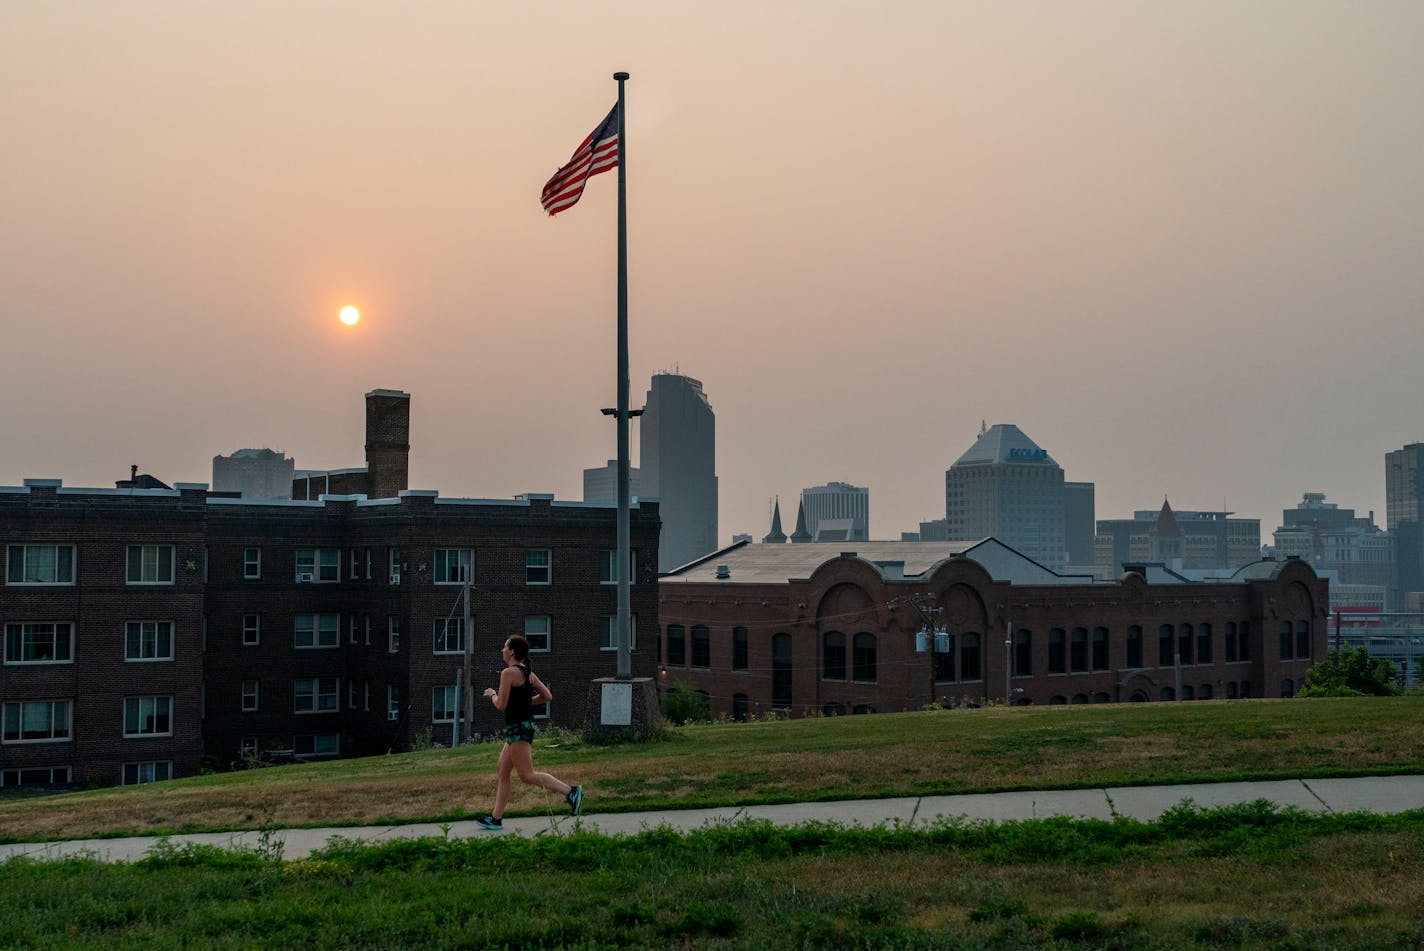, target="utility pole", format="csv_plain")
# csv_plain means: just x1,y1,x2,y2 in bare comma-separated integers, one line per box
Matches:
1004,619,1013,704
894,593,942,707
461,574,473,743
